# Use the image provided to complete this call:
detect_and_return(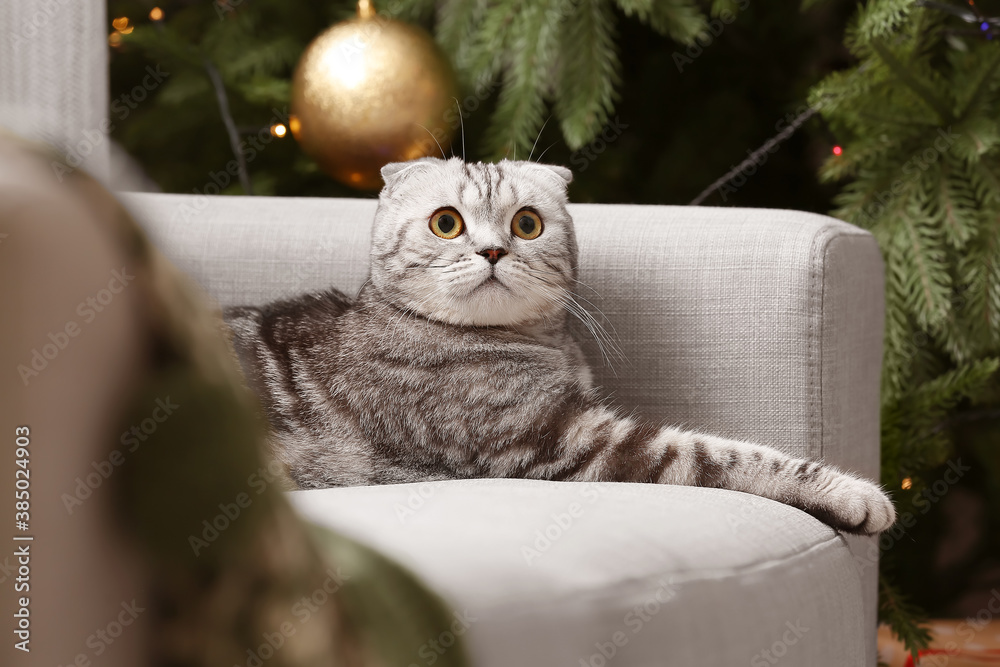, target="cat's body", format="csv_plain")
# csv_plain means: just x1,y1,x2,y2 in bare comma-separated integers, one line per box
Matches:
226,157,895,535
